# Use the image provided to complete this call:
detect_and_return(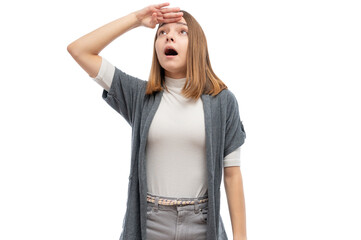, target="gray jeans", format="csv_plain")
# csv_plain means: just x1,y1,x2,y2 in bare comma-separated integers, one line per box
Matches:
146,193,209,240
